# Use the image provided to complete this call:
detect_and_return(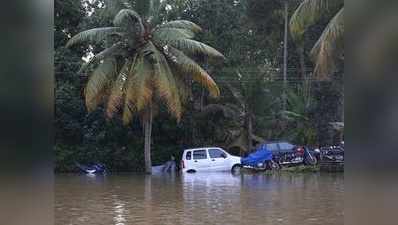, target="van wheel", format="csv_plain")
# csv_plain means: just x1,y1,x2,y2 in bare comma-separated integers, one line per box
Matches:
231,164,242,174
187,169,196,173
